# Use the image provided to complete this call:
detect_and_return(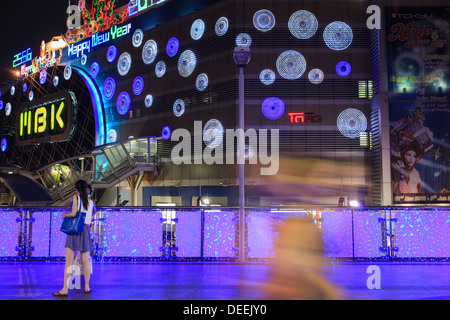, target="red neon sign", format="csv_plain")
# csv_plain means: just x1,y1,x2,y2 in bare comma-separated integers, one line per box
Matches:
288,112,323,124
